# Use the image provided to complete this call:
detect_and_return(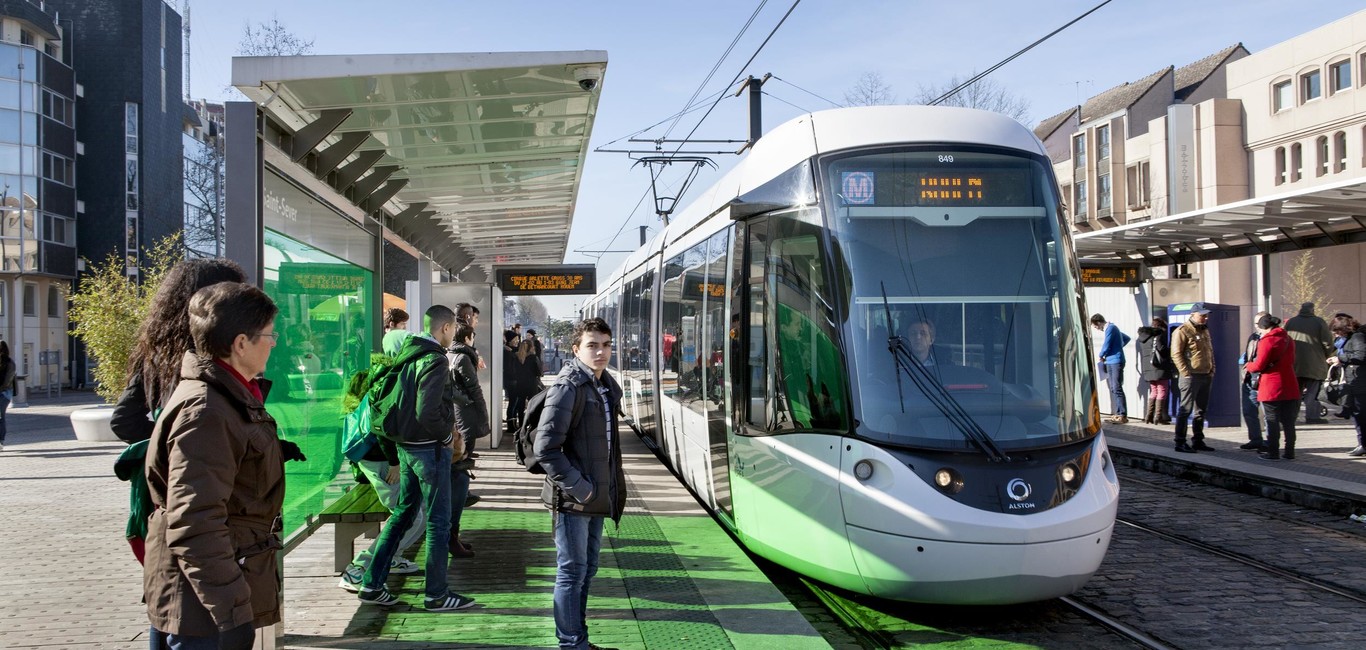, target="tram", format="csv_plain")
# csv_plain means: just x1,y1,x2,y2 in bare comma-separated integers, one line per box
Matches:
581,105,1119,604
